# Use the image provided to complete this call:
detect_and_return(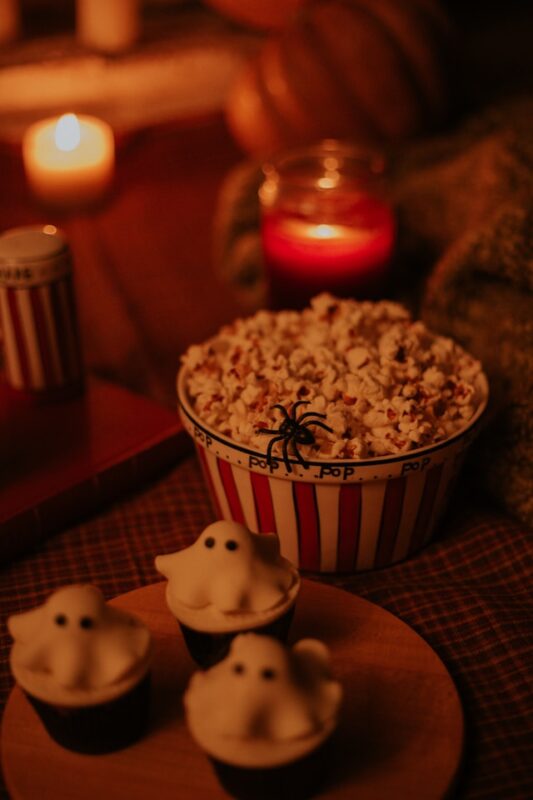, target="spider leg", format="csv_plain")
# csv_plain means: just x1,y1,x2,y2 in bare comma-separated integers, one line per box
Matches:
297,411,327,422
290,400,311,420
282,437,293,473
293,441,310,469
302,420,334,434
272,404,290,421
257,428,284,436
265,435,285,465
